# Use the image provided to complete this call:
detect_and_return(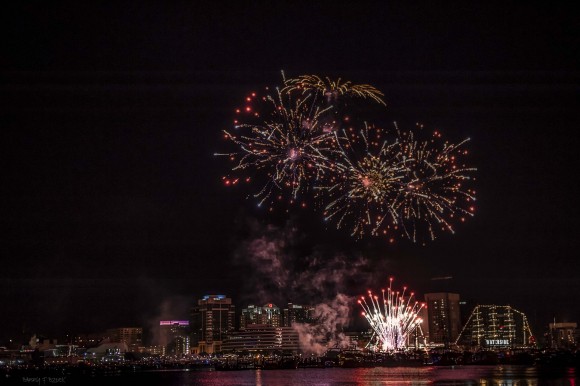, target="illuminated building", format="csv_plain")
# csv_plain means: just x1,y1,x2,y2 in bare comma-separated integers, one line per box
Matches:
191,295,235,354
548,322,578,349
71,333,108,347
455,305,535,349
28,335,58,351
221,325,300,353
137,345,164,355
283,303,316,326
240,303,281,329
105,327,142,351
240,304,261,329
86,342,127,362
159,320,190,356
424,293,461,346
